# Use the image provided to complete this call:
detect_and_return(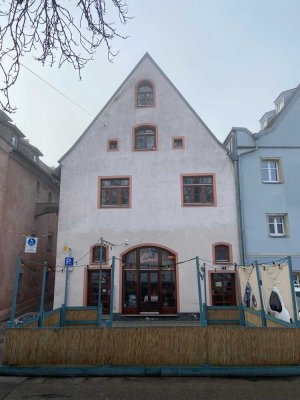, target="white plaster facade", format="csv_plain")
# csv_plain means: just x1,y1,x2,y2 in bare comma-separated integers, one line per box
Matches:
54,53,240,314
